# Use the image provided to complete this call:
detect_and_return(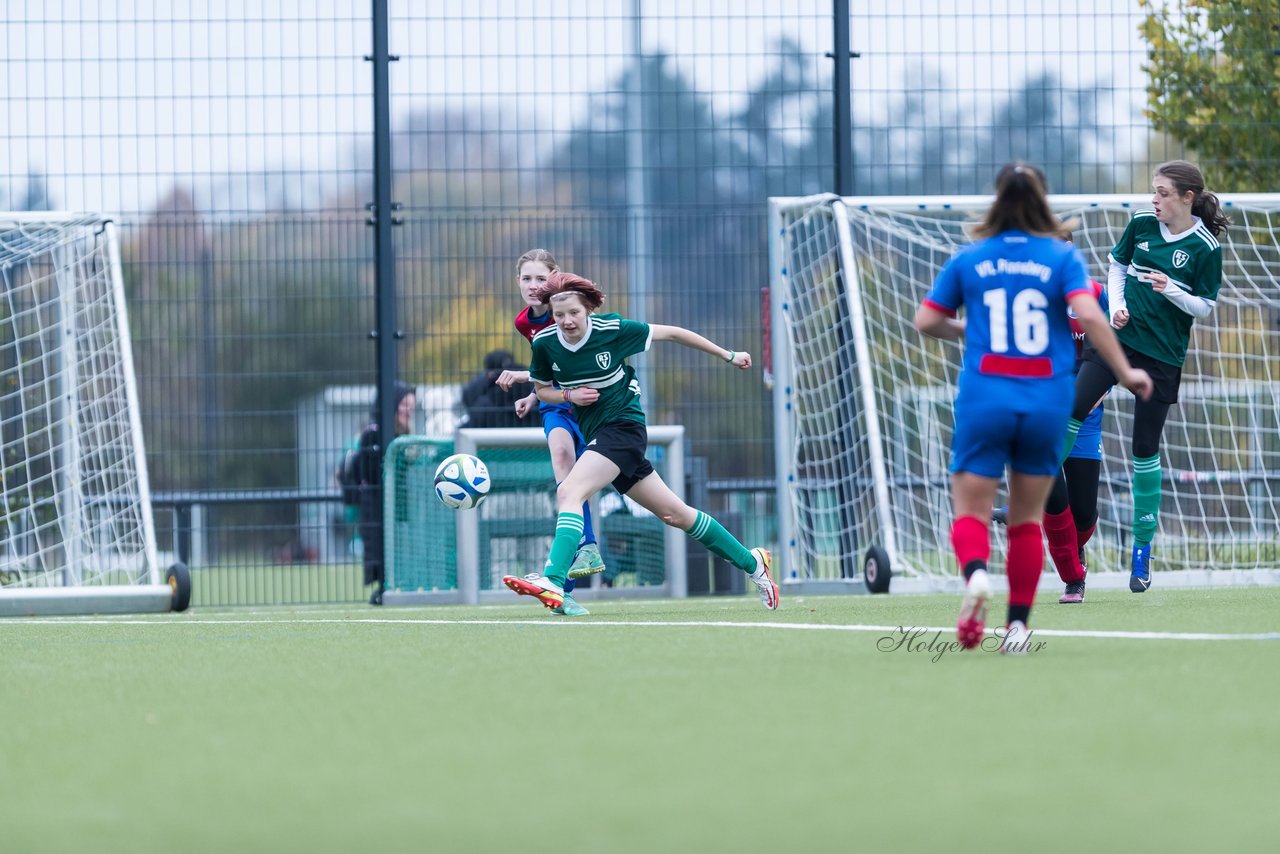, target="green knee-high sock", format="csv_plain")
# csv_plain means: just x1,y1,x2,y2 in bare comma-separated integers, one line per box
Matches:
1132,455,1162,546
543,512,584,586
687,510,755,572
1059,417,1083,465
